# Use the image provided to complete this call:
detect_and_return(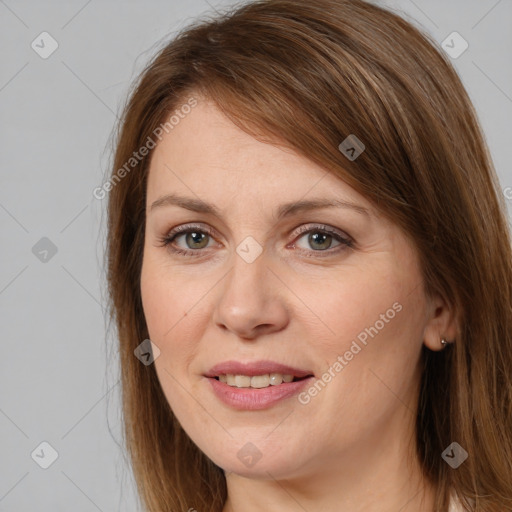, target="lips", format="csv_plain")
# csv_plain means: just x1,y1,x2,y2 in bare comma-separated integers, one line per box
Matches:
204,360,315,410
204,360,314,379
